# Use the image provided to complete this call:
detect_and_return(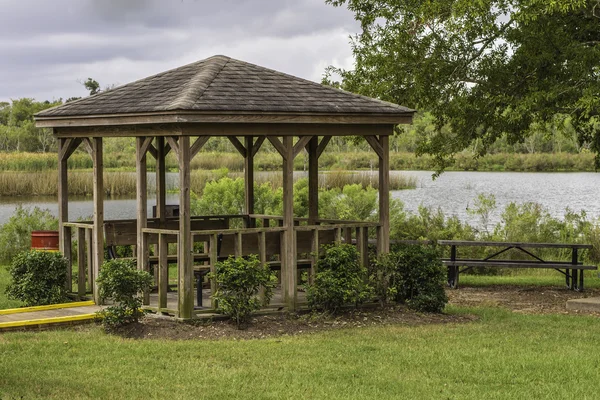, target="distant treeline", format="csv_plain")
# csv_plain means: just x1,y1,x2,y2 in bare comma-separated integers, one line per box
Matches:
0,98,593,157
